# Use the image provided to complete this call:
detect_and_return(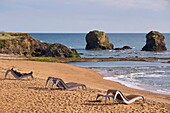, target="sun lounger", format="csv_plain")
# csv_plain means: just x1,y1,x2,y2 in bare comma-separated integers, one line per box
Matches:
45,77,86,90
4,68,33,80
96,89,144,104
